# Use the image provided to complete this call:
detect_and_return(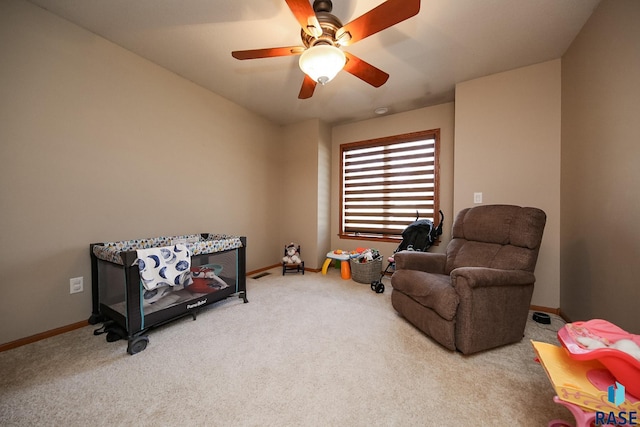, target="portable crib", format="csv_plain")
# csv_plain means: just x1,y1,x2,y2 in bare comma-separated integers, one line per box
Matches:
89,233,247,354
